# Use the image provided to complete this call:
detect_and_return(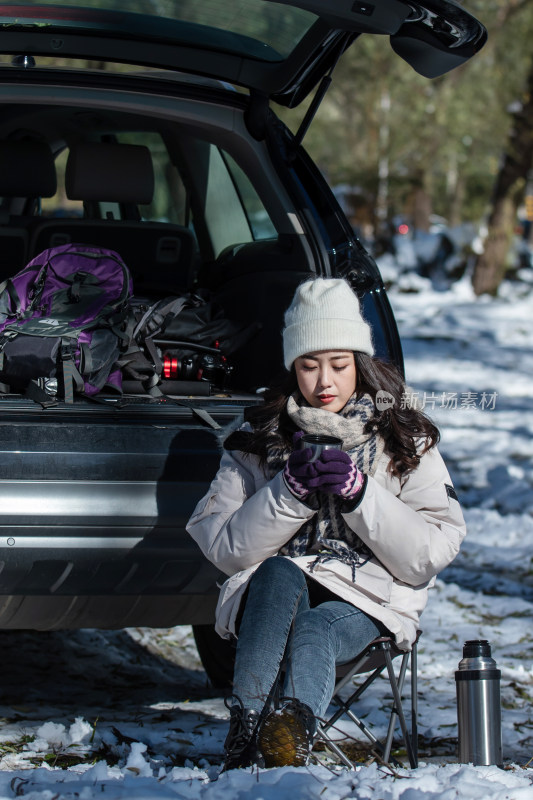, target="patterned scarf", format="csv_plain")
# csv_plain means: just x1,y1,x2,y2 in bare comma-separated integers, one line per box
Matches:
266,392,386,580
